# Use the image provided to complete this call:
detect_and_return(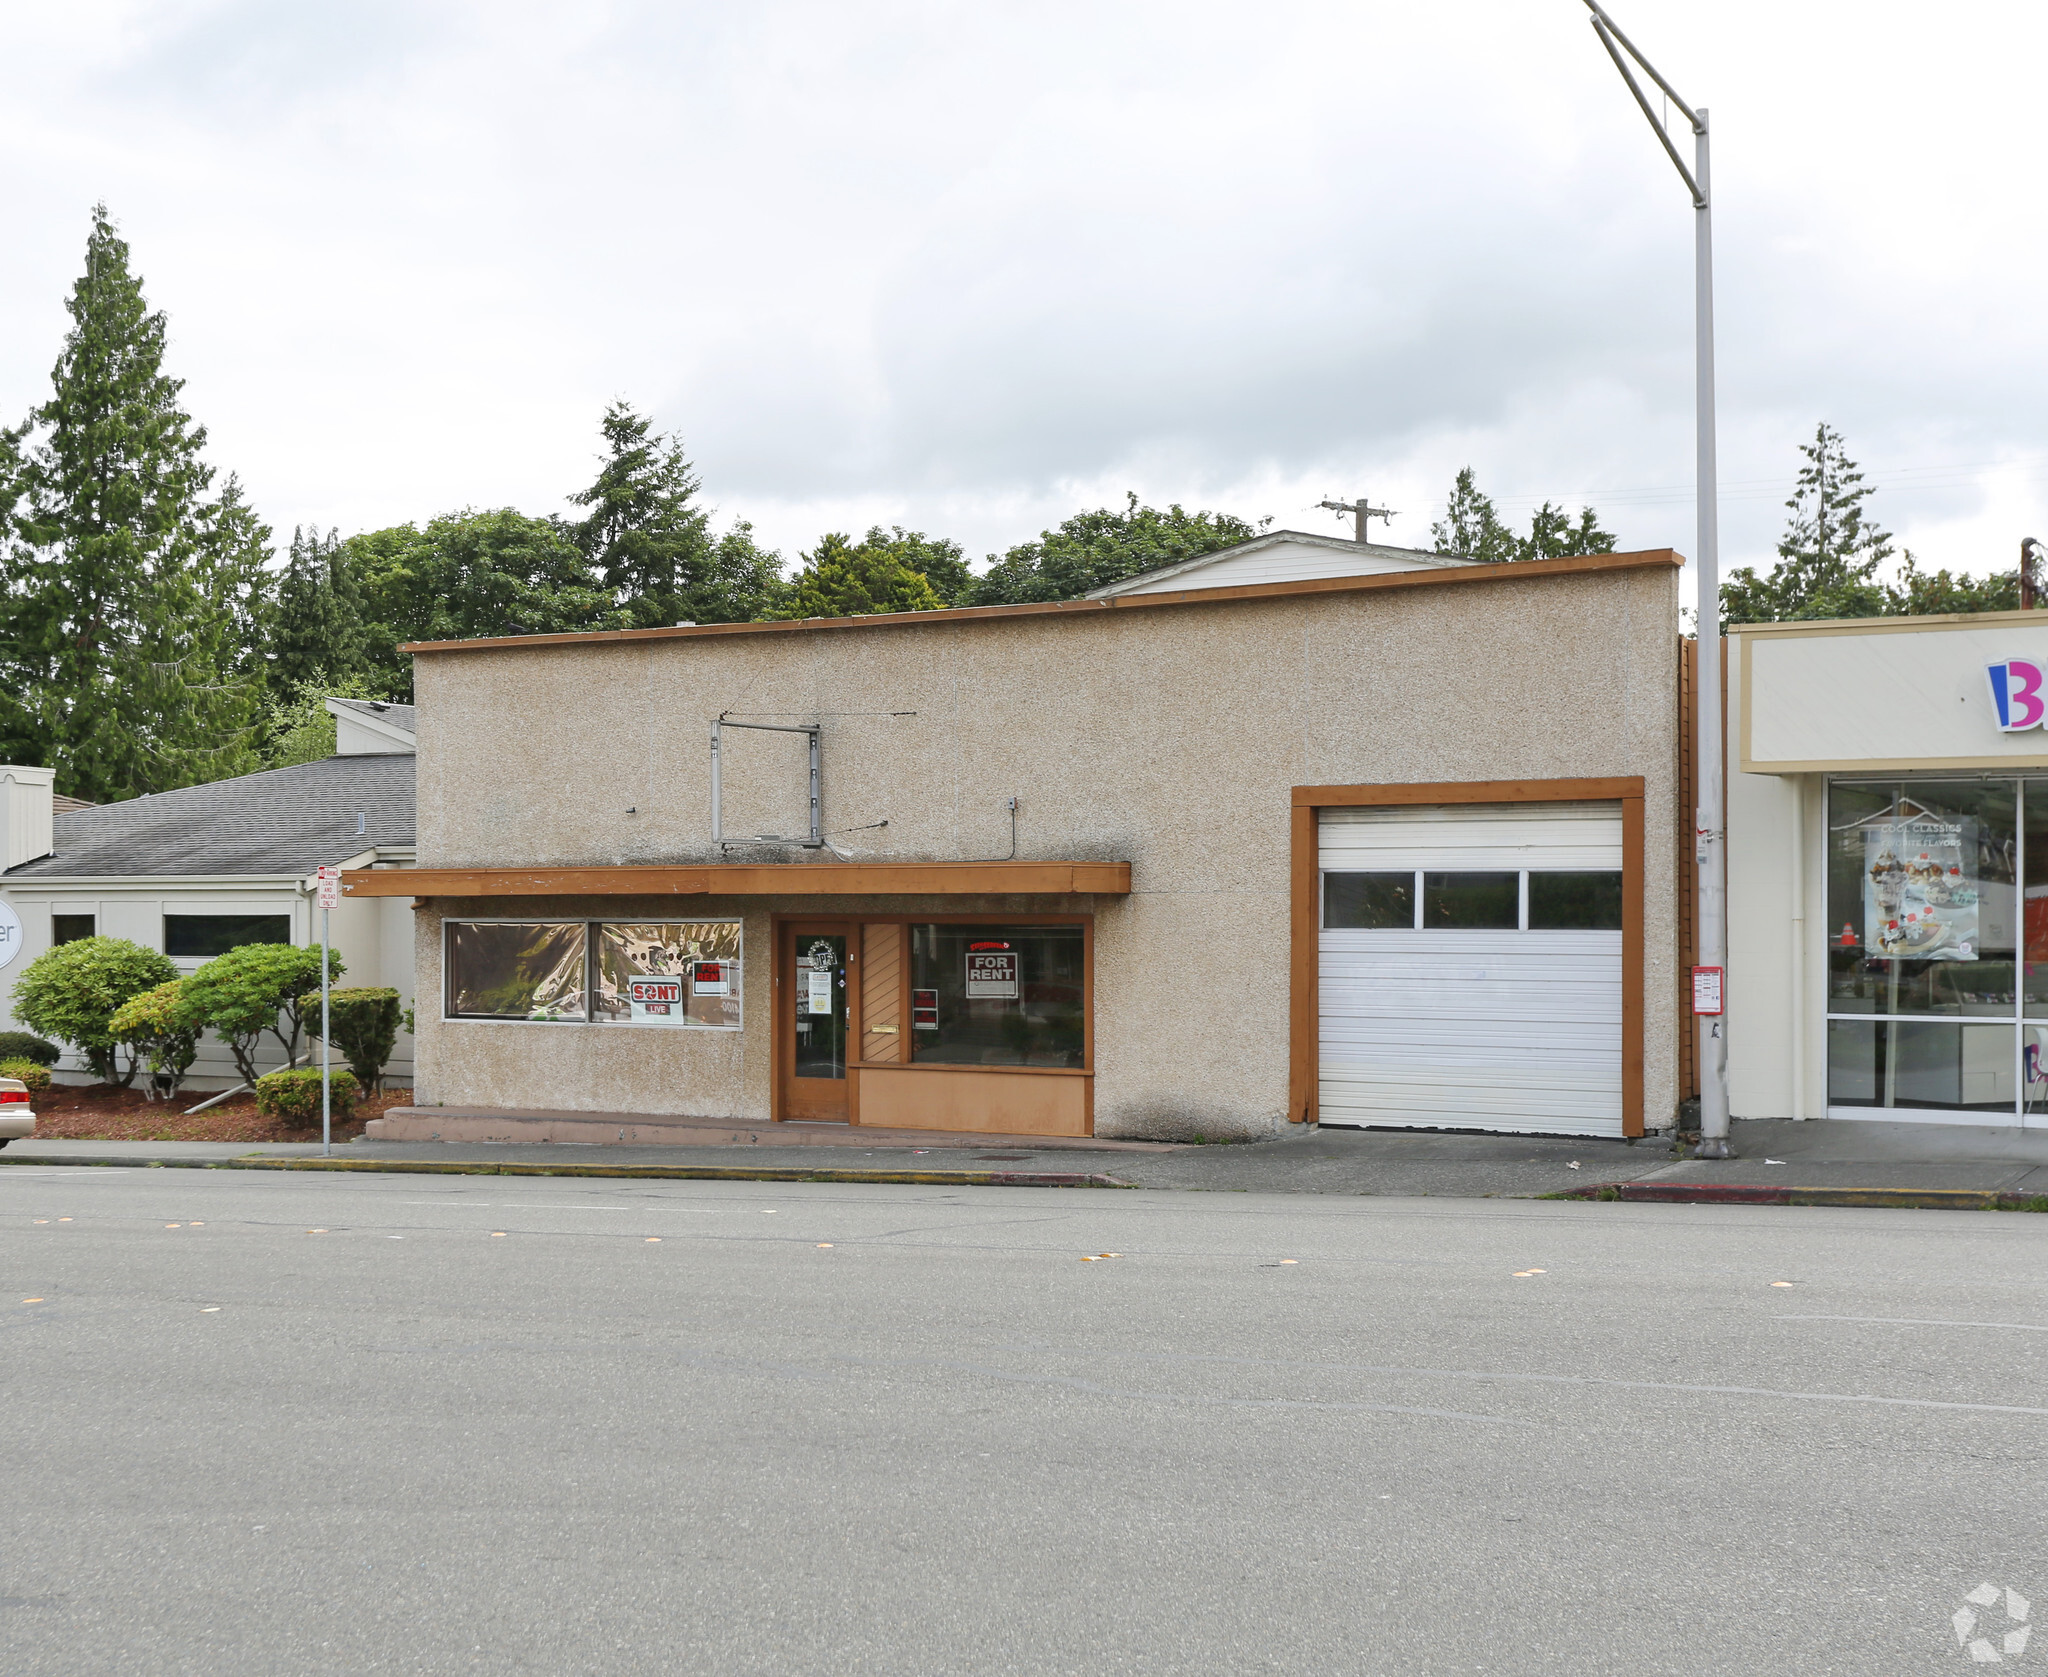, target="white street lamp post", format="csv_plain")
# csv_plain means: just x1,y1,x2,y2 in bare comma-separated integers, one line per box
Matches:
1582,1,1731,1156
